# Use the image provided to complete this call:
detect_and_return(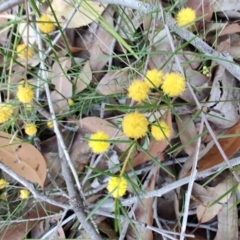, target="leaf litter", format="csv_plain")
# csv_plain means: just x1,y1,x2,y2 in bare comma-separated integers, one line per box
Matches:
1,0,240,239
